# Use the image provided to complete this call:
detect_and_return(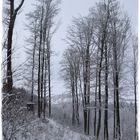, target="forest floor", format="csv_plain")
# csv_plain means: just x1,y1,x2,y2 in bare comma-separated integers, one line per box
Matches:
15,117,94,140
2,88,94,140
2,88,135,140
